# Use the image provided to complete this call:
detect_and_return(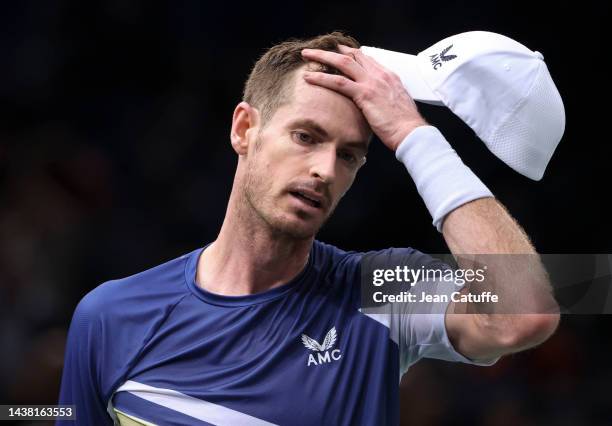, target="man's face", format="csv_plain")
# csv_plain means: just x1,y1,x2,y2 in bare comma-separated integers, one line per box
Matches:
242,66,371,239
